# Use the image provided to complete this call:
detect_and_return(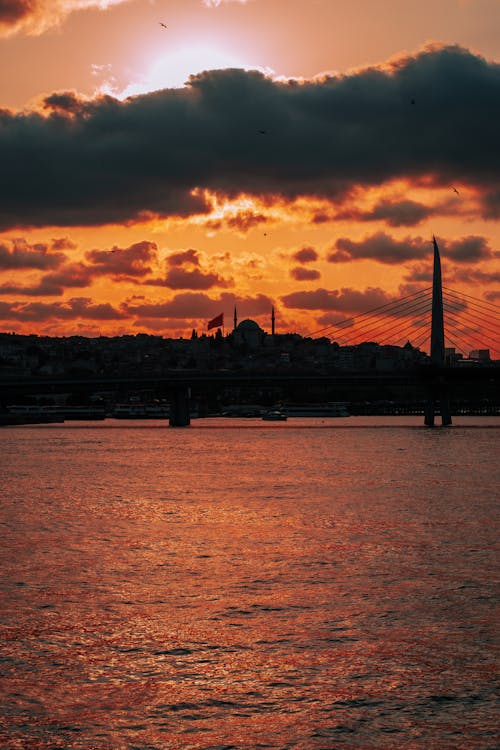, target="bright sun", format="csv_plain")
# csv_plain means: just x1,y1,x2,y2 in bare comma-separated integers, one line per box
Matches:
116,45,267,98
